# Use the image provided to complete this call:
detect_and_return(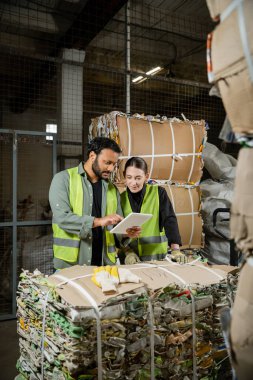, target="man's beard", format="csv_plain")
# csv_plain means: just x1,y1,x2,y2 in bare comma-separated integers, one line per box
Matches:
92,157,111,181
